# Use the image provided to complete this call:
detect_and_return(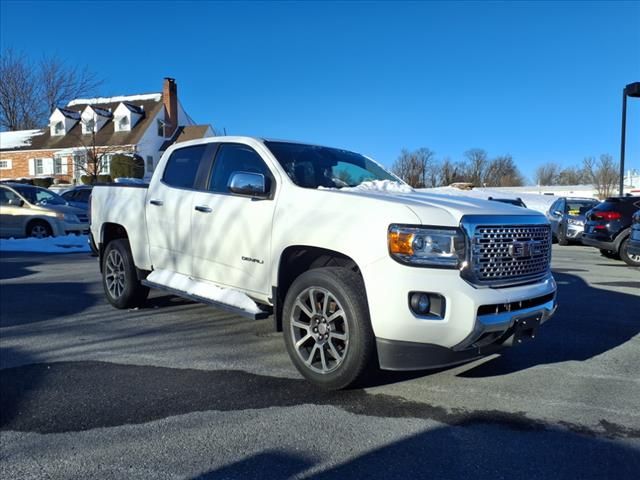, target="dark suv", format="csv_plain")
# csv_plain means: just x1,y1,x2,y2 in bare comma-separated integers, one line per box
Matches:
582,196,640,266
